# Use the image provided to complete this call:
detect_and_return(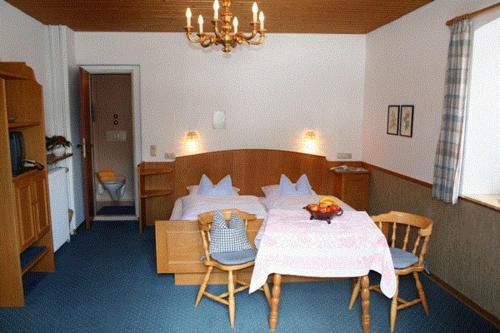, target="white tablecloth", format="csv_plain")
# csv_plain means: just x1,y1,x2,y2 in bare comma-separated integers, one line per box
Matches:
249,209,396,298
